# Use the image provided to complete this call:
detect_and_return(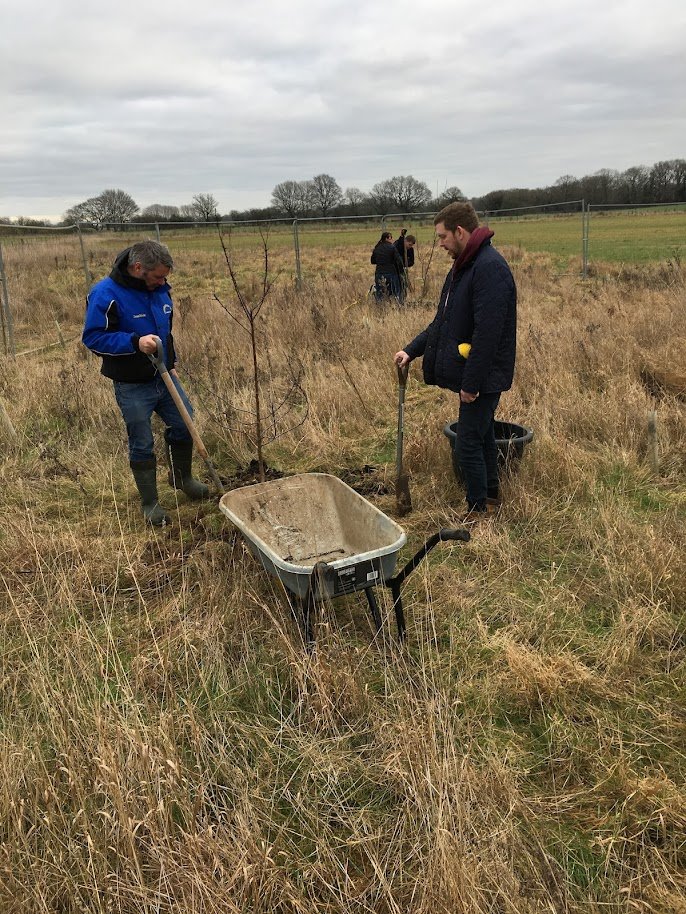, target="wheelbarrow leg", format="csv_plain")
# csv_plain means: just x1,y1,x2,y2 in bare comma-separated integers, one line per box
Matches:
293,592,316,649
389,579,406,642
295,561,331,650
302,591,315,648
364,587,382,634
